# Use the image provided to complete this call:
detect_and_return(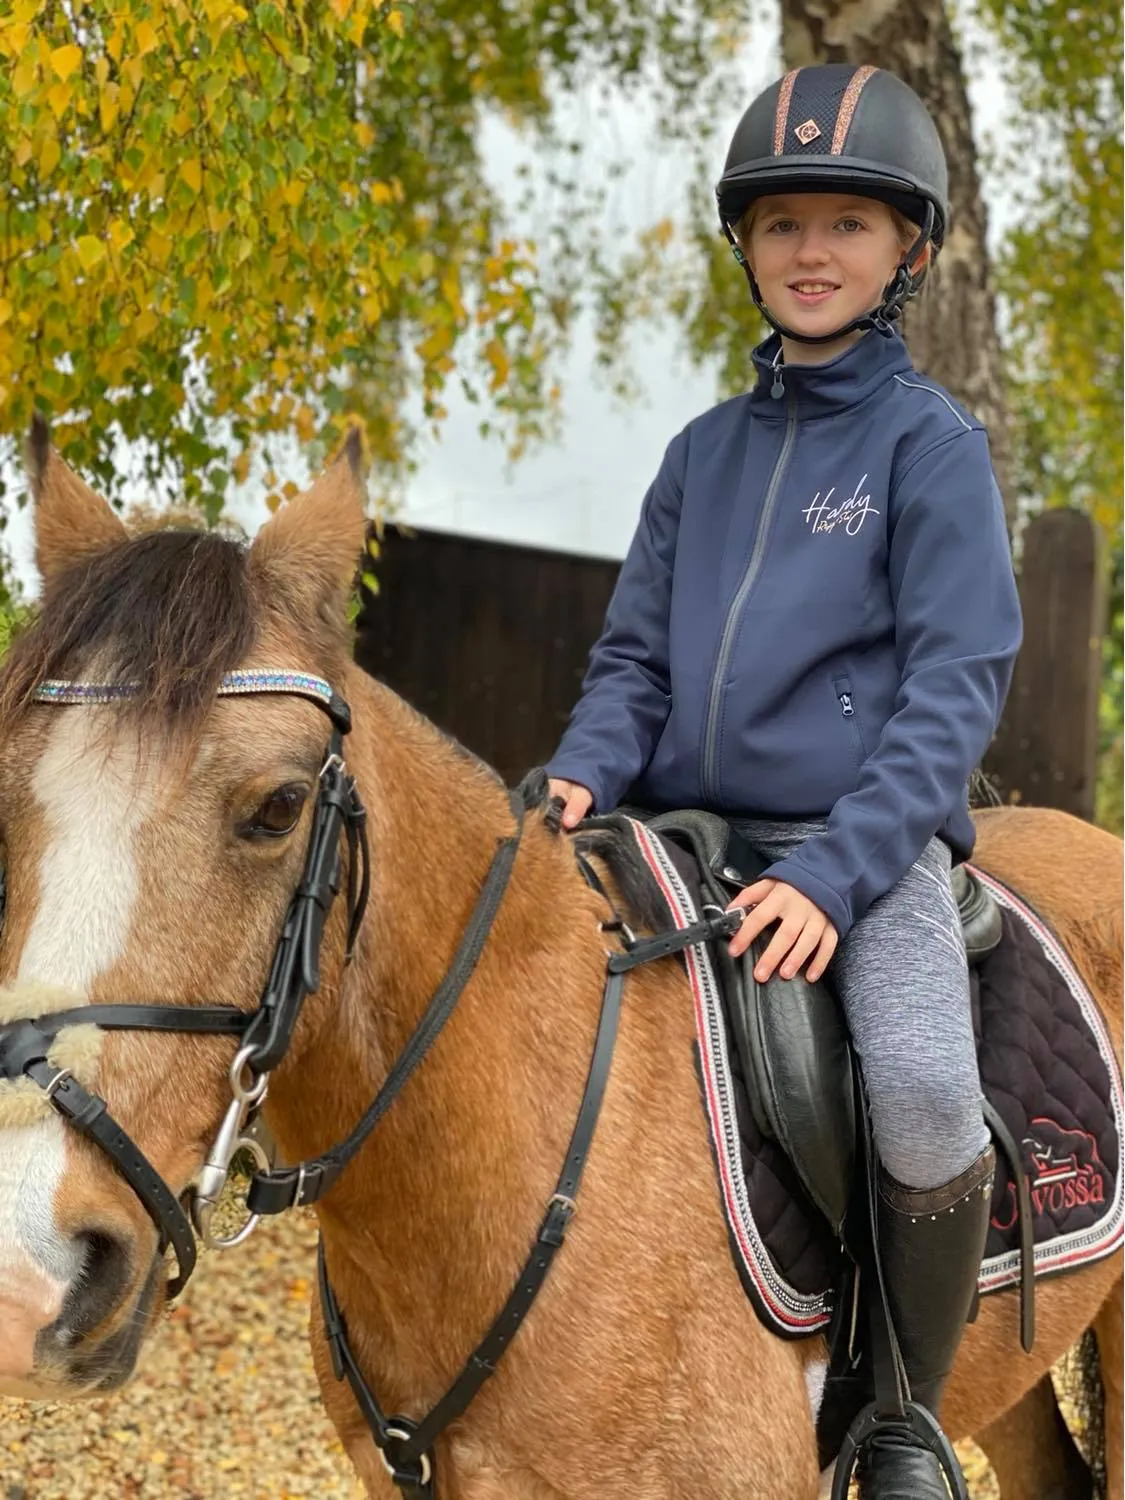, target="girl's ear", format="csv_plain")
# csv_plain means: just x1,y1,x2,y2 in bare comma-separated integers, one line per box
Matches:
907,242,932,277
